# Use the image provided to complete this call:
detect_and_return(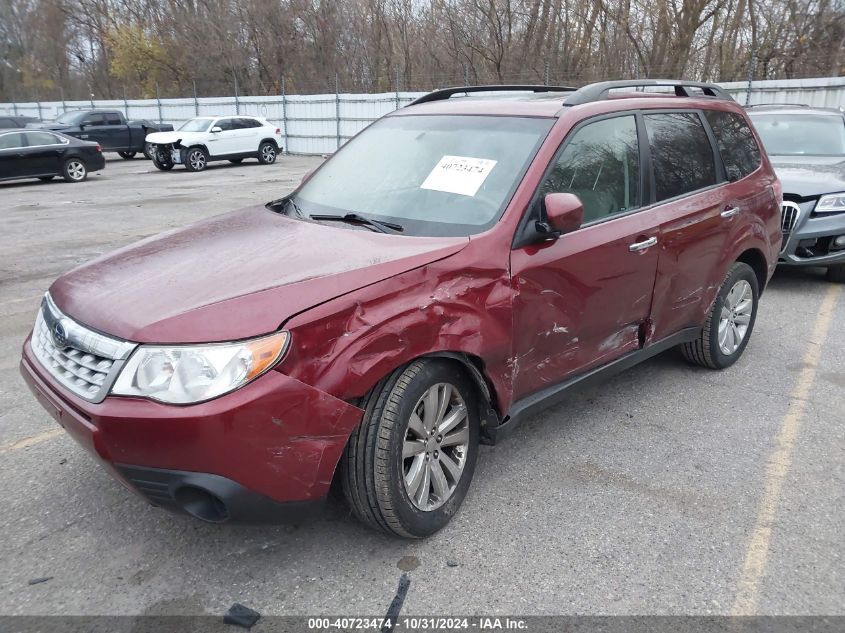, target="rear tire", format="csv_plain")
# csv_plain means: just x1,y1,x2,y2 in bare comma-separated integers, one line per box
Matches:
681,262,759,369
143,143,153,160
341,359,480,538
118,151,136,159
827,264,845,283
183,147,208,172
257,141,277,165
61,158,88,183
